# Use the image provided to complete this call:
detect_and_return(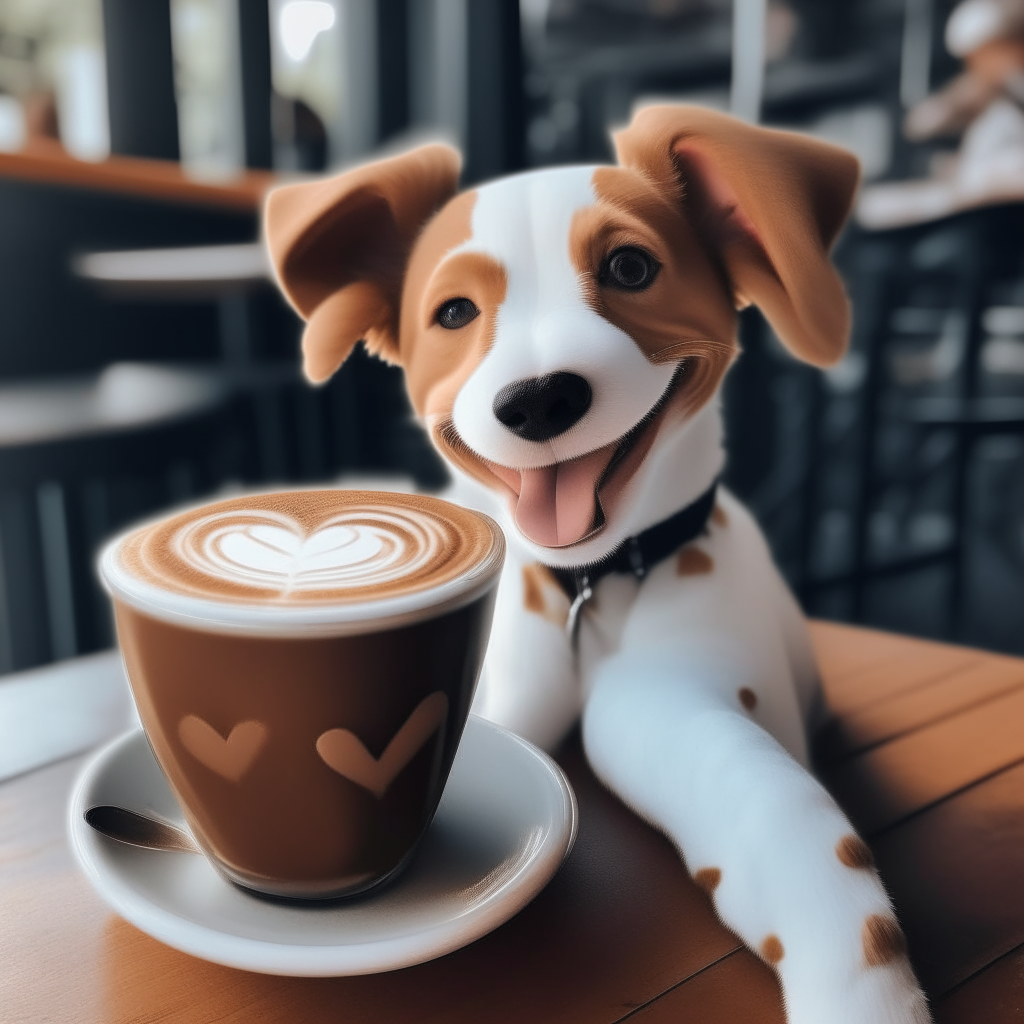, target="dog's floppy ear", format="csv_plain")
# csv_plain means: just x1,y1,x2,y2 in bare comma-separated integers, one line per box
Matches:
613,105,859,367
264,144,461,382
